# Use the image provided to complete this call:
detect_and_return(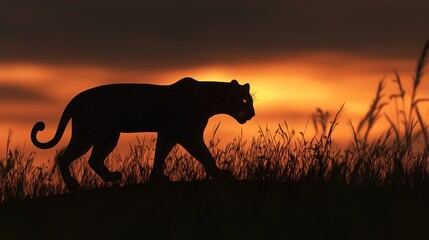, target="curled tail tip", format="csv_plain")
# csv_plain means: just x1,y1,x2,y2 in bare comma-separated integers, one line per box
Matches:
31,121,47,148
32,108,70,149
33,121,46,132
